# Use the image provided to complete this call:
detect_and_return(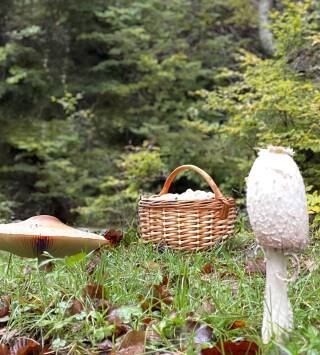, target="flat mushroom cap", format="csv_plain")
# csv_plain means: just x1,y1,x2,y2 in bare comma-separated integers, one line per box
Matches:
0,215,108,258
246,146,309,251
